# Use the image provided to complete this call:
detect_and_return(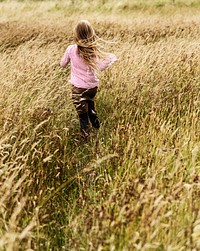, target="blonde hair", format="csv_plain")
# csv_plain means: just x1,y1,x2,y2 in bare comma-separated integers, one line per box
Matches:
74,20,105,70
